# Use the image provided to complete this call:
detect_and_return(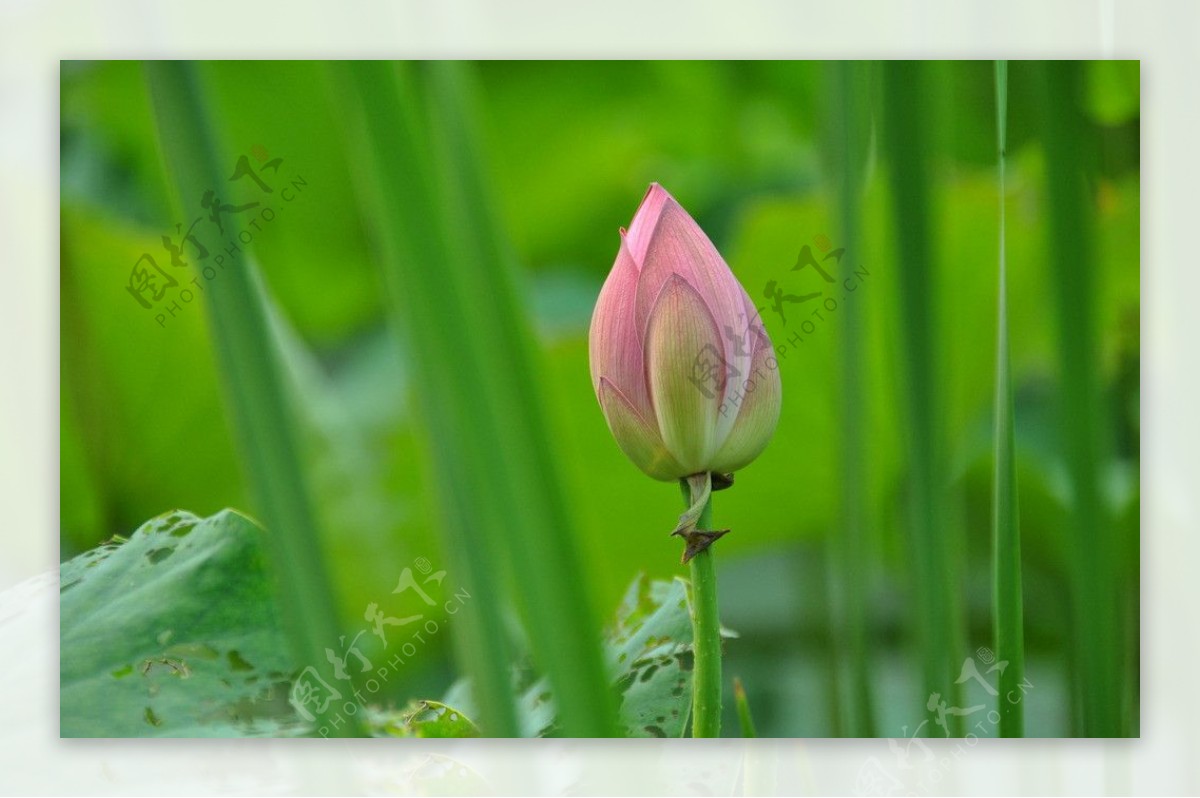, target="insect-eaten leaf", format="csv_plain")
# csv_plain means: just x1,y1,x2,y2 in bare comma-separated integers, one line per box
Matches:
60,510,303,737
443,573,727,737
367,700,481,738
